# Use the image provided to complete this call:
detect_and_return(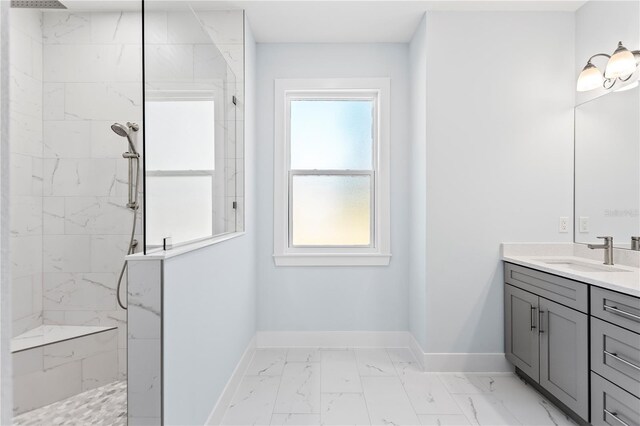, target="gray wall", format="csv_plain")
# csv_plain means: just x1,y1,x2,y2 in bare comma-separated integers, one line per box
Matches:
255,43,411,332
422,11,575,353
